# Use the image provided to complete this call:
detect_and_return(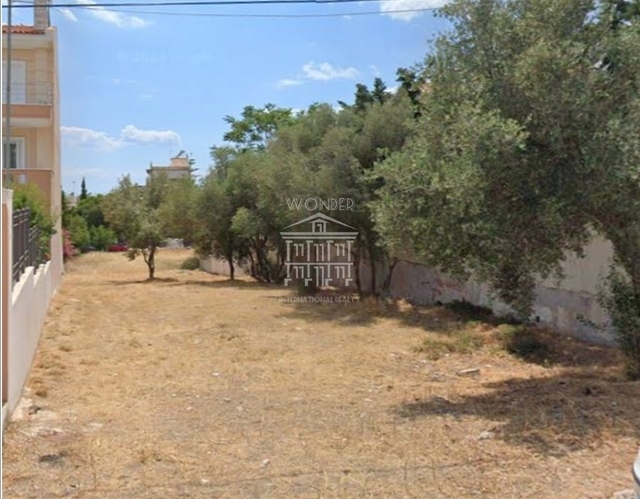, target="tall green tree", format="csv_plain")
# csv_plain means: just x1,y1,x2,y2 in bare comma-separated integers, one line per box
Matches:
103,175,165,279
157,176,199,245
373,0,640,357
222,104,295,150
80,177,88,200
